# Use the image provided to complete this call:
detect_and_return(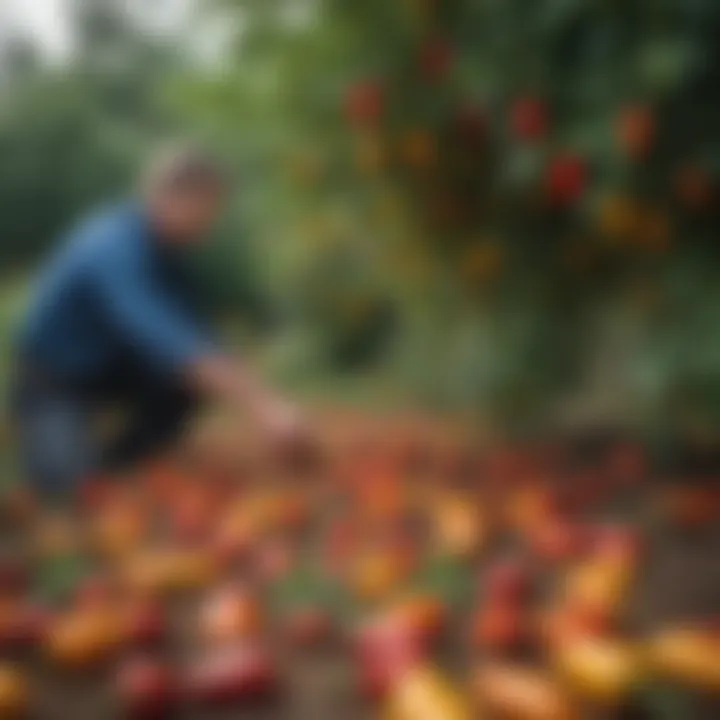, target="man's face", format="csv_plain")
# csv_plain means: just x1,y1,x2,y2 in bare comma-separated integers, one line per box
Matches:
153,188,224,244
